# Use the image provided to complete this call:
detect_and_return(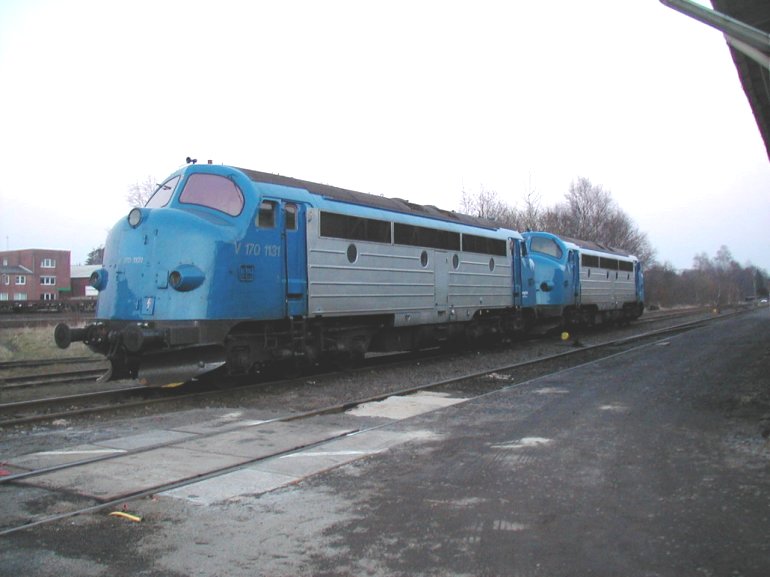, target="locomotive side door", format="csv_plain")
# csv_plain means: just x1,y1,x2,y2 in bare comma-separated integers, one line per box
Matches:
514,238,536,309
253,198,308,319
635,261,644,304
434,250,449,320
283,202,308,317
511,238,523,307
252,198,288,319
568,249,581,306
